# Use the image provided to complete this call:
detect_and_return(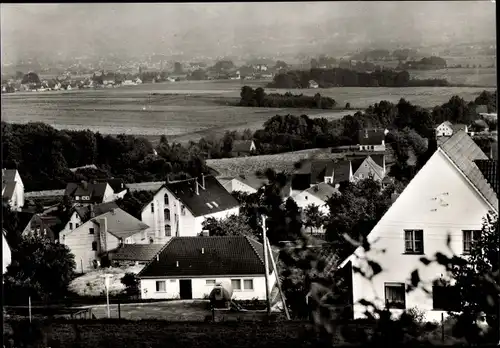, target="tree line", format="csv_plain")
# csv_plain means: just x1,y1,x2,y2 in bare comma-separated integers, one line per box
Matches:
267,68,450,89
239,86,337,109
